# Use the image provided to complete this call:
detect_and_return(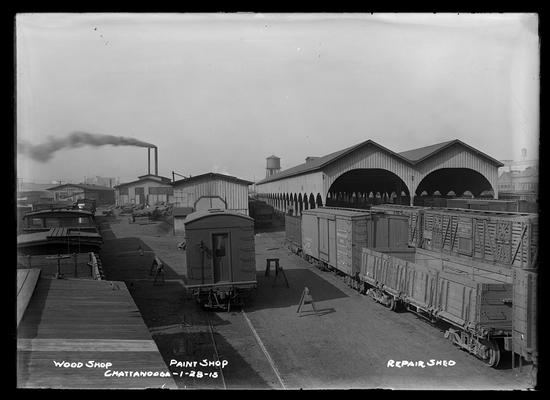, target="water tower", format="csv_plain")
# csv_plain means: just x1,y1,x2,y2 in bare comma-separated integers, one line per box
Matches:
266,155,281,178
